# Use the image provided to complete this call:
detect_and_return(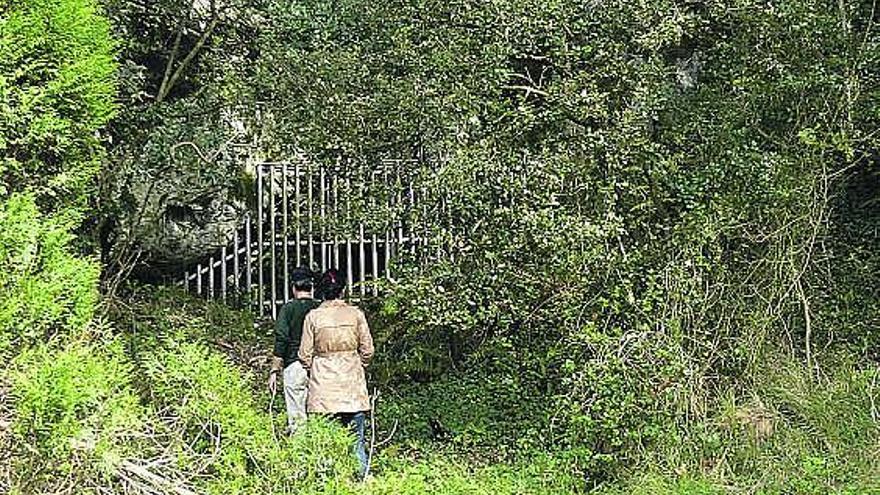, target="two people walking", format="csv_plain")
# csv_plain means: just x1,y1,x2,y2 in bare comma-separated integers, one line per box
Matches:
269,267,374,478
